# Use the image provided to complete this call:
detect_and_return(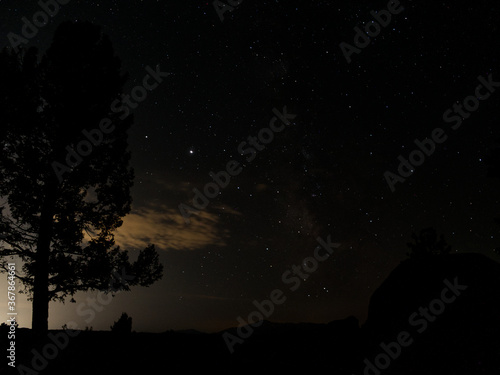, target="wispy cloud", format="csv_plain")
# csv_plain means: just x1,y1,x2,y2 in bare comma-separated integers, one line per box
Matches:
114,204,229,251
